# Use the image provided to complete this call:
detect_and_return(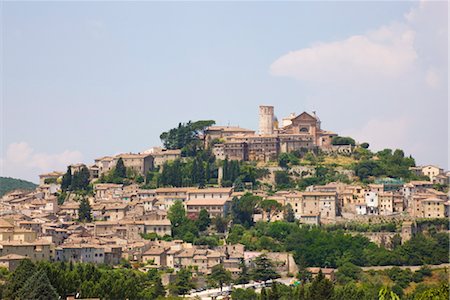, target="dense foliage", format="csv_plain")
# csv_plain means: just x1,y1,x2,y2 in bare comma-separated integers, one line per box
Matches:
159,150,217,188
1,260,168,300
160,120,215,156
0,177,37,197
331,136,356,146
78,198,93,222
167,200,226,244
231,193,262,228
231,270,448,300
354,149,416,181
222,159,269,188
227,221,449,268
61,166,91,192
168,200,199,242
207,264,232,290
